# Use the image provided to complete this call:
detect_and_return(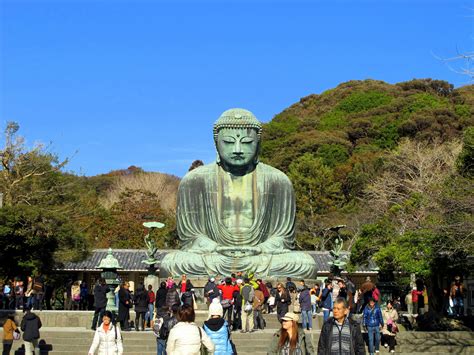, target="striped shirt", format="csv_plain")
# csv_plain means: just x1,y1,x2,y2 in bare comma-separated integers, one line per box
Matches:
330,318,351,355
